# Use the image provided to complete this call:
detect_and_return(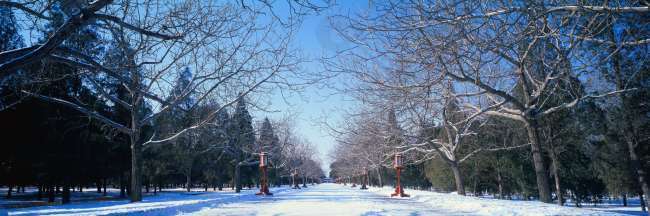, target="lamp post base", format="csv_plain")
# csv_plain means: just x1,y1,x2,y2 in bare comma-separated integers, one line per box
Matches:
255,183,273,196
390,186,409,197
